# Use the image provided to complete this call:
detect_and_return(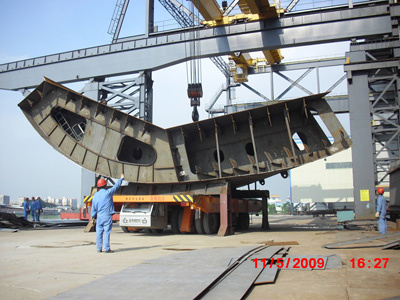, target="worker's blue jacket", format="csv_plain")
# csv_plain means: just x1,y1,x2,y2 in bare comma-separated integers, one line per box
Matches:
34,200,42,211
23,201,30,211
29,201,35,212
91,177,123,218
376,194,386,217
